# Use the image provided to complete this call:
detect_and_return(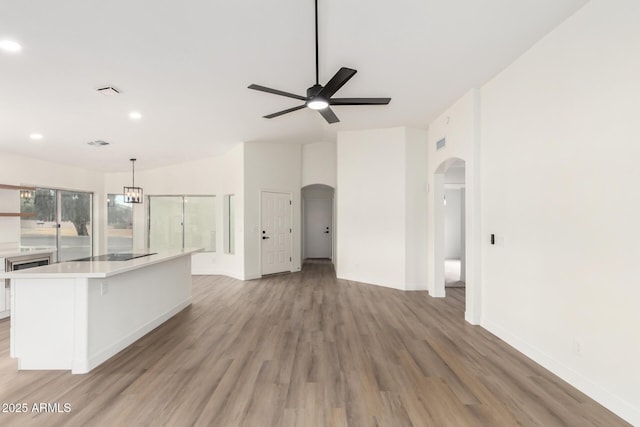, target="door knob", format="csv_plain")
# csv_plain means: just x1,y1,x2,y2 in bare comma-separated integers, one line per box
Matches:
262,236,270,240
